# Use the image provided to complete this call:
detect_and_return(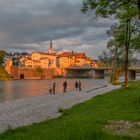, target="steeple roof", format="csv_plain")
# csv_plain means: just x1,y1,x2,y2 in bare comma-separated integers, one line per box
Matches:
50,40,52,49
48,40,54,54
